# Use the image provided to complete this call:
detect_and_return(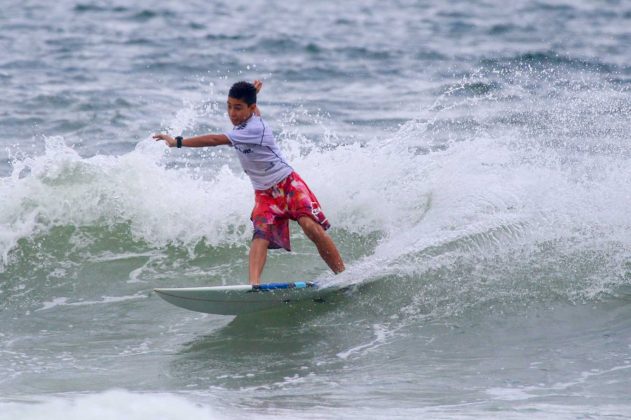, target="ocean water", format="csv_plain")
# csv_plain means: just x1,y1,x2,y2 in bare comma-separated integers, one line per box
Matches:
1,0,631,418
